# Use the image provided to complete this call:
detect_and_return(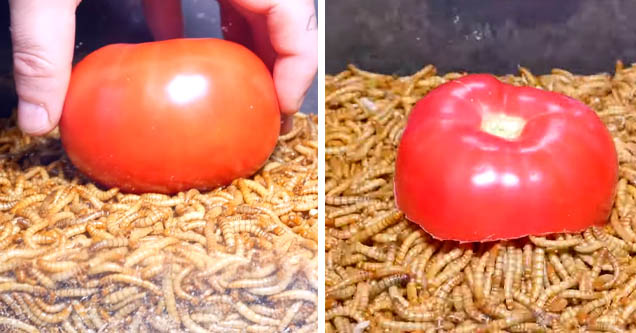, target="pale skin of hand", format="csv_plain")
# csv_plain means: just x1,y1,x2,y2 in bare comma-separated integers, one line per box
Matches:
9,0,317,135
